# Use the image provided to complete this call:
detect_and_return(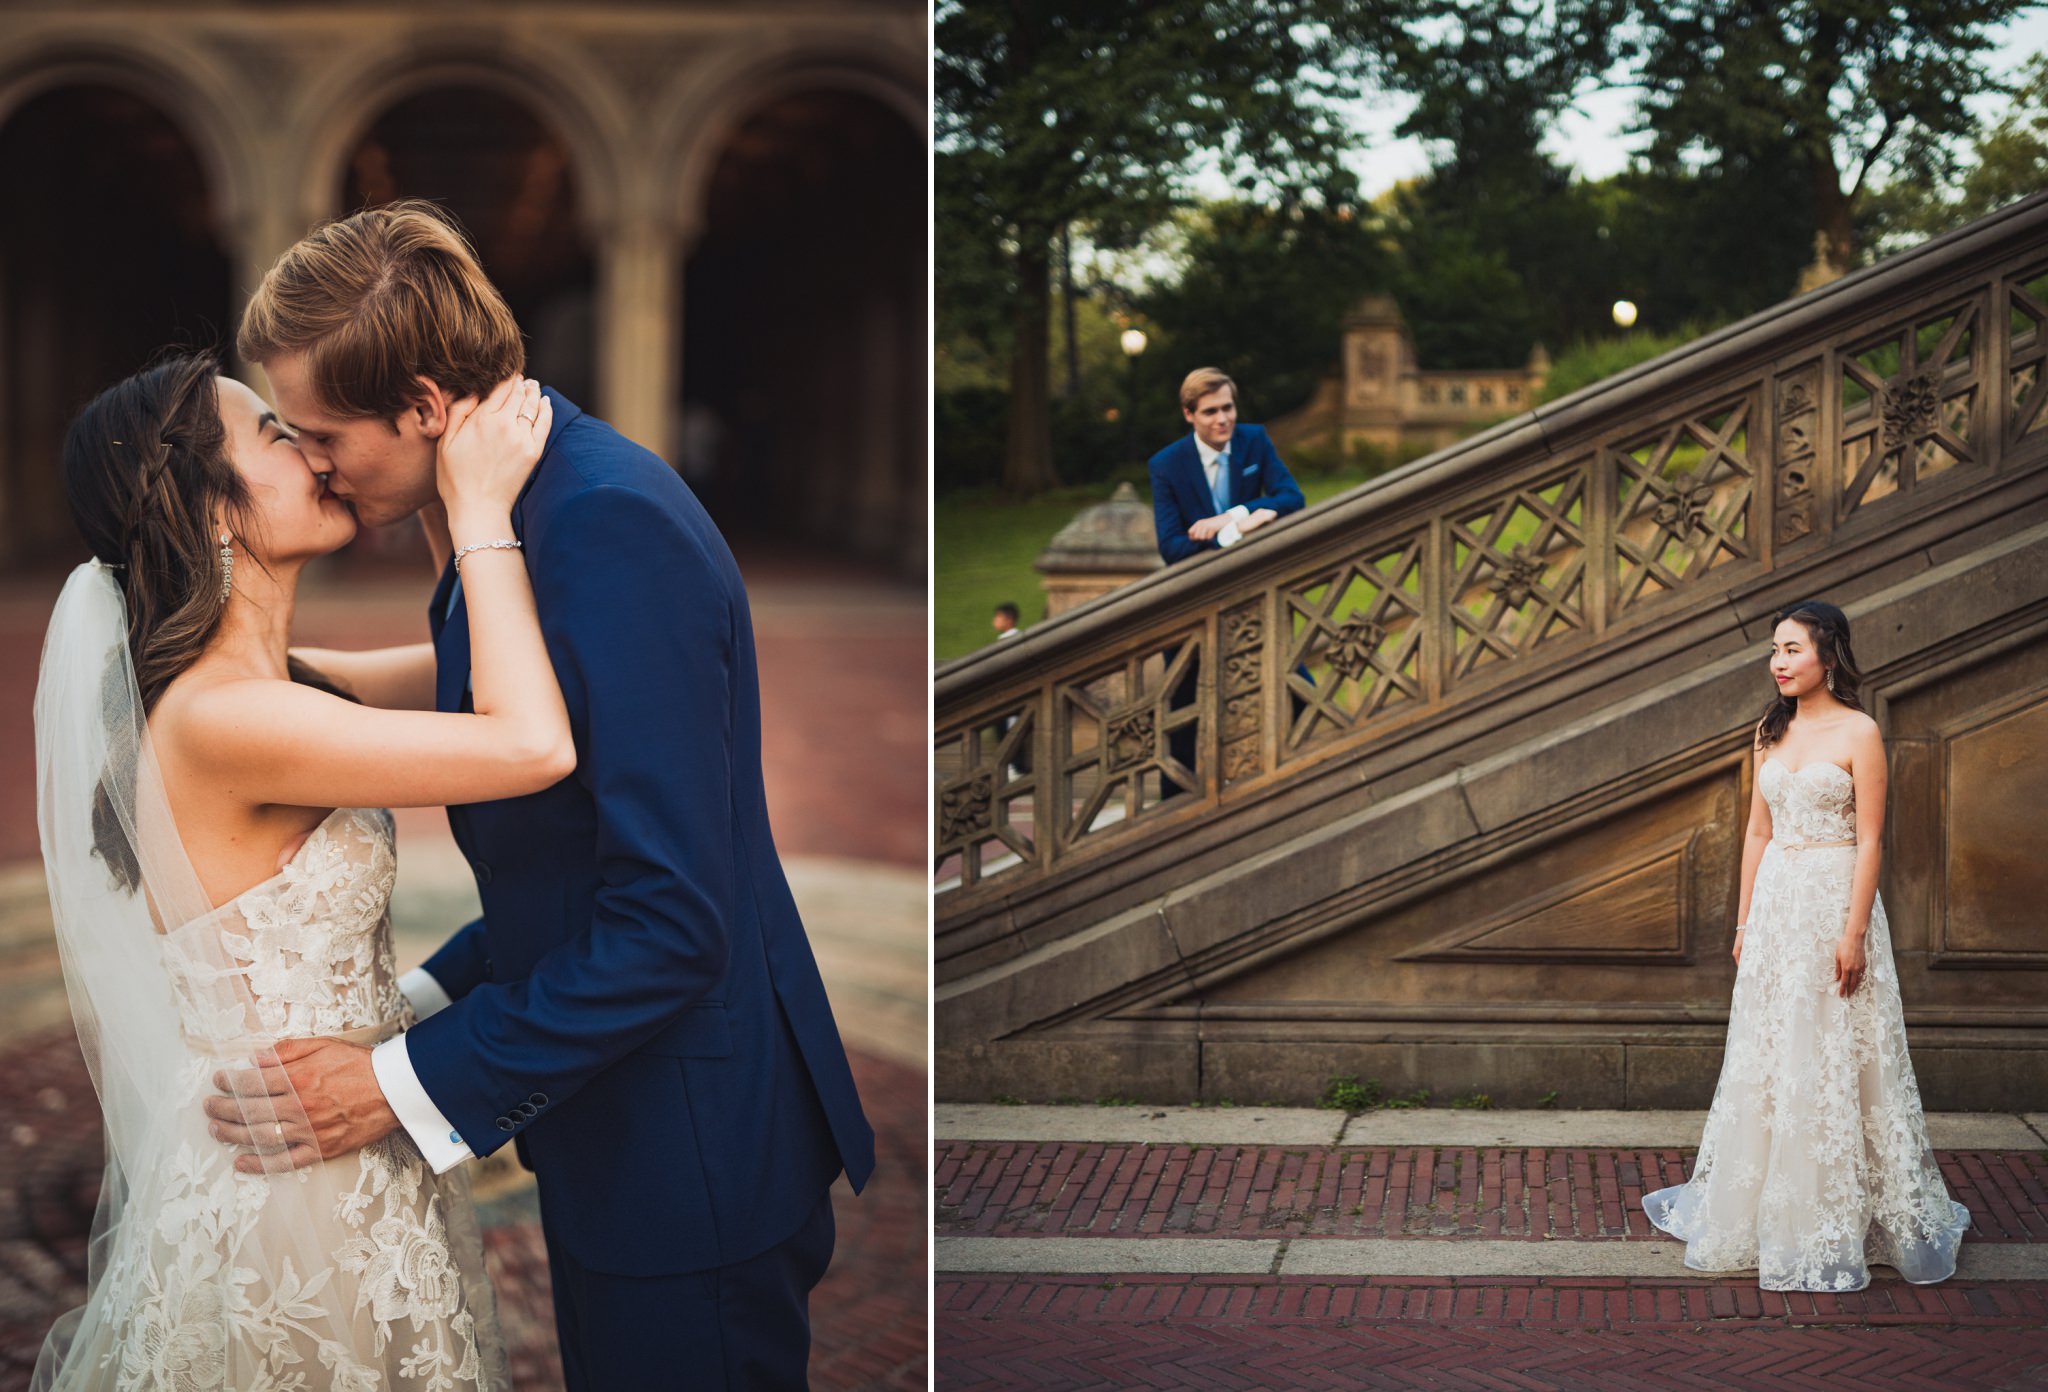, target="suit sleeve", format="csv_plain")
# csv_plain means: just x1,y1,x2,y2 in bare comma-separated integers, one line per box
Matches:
419,916,490,1001
1150,457,1215,564
1236,430,1305,517
402,484,735,1157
